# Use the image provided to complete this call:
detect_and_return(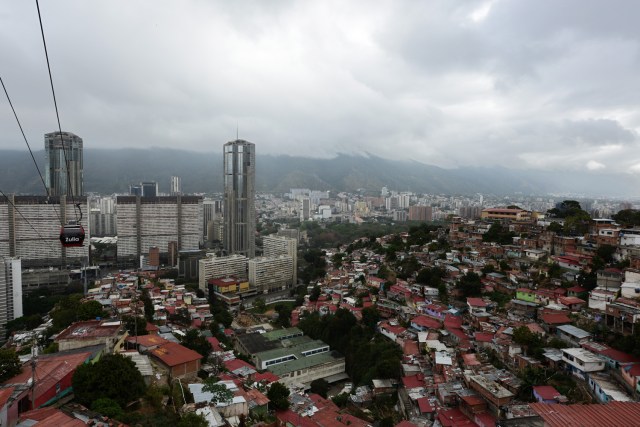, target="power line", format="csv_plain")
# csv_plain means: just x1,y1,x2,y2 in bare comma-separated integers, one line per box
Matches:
0,190,61,255
35,0,78,222
0,75,63,226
